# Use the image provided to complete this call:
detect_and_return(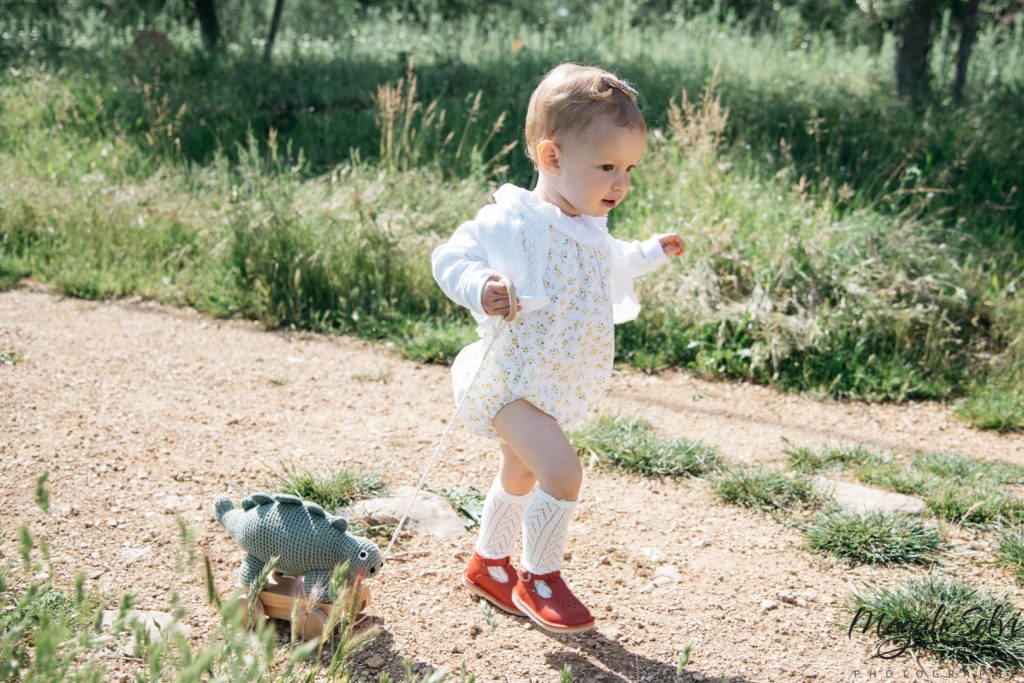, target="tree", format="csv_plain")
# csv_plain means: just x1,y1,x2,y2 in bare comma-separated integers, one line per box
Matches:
952,0,981,101
193,0,220,51
896,0,942,100
264,0,286,63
